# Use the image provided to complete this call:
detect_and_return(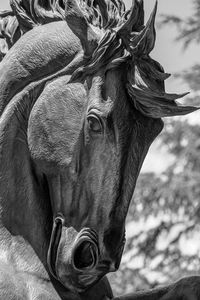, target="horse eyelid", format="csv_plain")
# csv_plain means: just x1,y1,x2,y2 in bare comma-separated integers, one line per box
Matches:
87,114,104,134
